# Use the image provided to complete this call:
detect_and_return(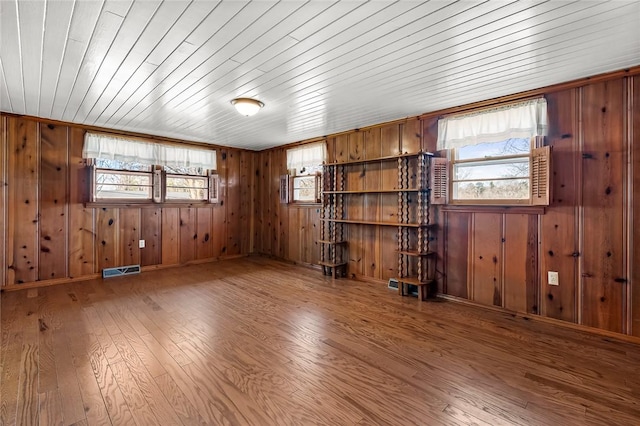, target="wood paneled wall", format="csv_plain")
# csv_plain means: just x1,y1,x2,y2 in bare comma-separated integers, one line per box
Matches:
253,148,322,267
254,73,640,337
254,118,427,281
0,114,254,289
